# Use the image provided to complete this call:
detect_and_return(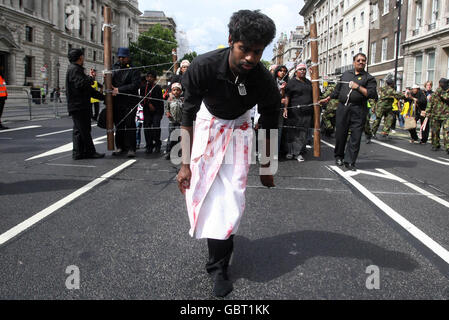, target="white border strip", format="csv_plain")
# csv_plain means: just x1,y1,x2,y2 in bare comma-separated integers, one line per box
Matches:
0,160,136,246
0,125,41,133
372,139,449,166
330,165,449,265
